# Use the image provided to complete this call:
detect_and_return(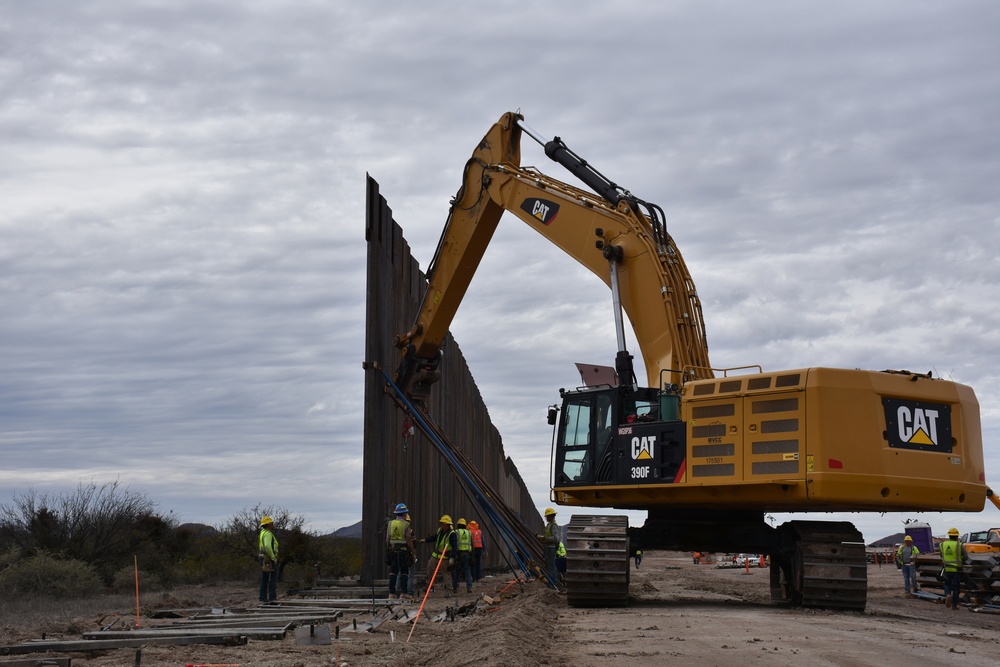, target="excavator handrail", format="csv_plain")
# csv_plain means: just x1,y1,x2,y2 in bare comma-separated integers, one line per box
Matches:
679,364,764,382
